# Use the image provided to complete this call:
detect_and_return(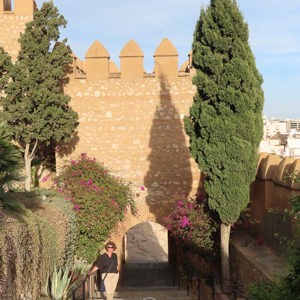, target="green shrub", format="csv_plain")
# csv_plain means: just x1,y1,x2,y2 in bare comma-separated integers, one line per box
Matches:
55,153,137,262
0,189,76,299
0,122,23,202
35,188,77,269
